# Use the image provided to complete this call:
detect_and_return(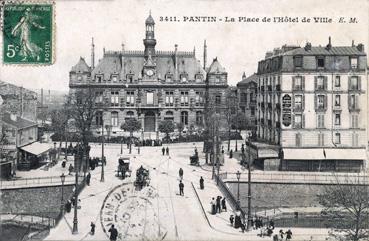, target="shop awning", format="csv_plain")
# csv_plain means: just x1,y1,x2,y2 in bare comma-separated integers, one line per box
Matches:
283,148,367,160
284,148,325,160
324,148,367,160
20,142,51,156
258,149,279,158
